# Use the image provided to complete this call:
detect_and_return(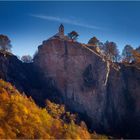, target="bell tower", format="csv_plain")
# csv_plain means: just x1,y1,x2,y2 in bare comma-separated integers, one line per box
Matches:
59,24,64,38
